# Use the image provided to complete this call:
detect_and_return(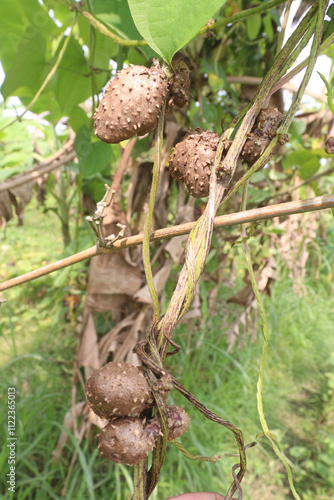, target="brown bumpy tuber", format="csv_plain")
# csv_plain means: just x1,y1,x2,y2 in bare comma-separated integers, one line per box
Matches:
94,64,168,144
169,129,231,198
98,417,159,465
97,406,190,464
241,106,285,166
165,404,190,440
85,361,152,419
169,60,191,108
169,107,286,198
